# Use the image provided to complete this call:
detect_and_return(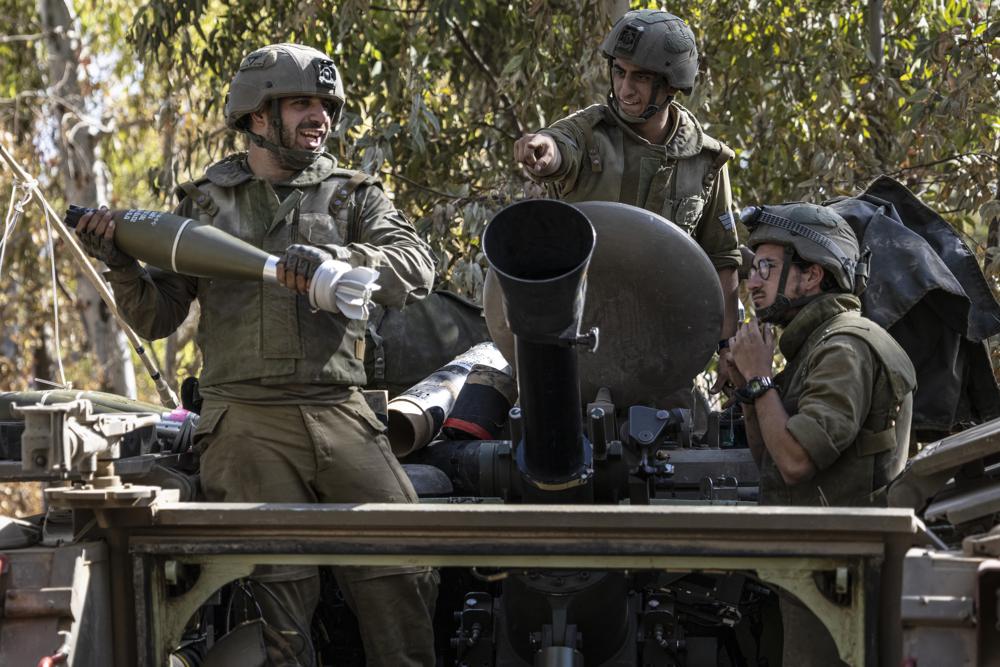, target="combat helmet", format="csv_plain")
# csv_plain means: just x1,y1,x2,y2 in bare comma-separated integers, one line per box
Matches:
224,43,344,170
600,10,699,122
742,203,869,322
